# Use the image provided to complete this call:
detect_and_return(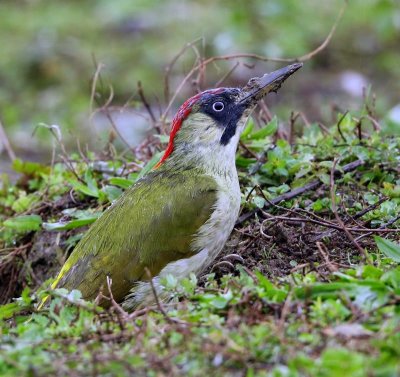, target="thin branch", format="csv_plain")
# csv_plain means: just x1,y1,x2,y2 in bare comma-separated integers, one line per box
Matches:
239,141,259,160
90,62,105,114
89,61,136,155
277,289,293,335
336,111,349,142
211,261,235,272
318,122,330,134
144,267,183,324
352,196,388,220
102,107,136,155
137,80,157,124
161,2,347,121
329,158,369,262
316,242,338,273
215,61,240,87
290,263,310,273
32,123,83,183
289,111,300,145
164,37,204,103
309,196,392,242
258,100,273,123
0,118,16,161
237,159,365,225
295,0,347,61
260,213,398,234
192,45,205,92
106,276,129,320
361,114,381,132
380,214,400,229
